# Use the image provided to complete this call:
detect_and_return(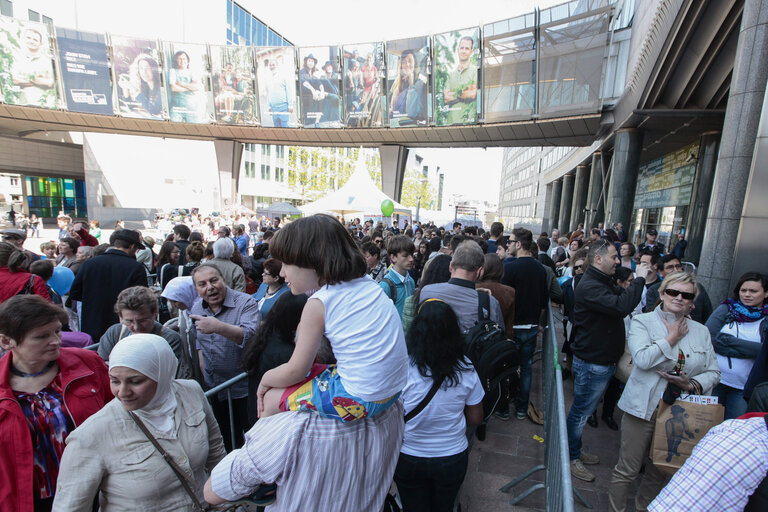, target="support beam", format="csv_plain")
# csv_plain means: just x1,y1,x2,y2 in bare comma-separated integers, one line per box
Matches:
698,0,768,304
558,173,575,233
214,140,244,210
605,129,643,230
570,164,590,230
585,152,603,228
685,131,721,265
542,182,554,233
379,145,409,203
549,179,563,232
